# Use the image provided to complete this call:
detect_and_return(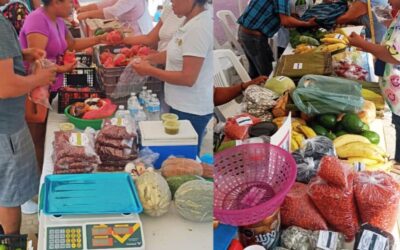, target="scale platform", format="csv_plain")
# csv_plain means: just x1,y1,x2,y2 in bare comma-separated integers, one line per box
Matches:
38,173,145,250
38,213,144,250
